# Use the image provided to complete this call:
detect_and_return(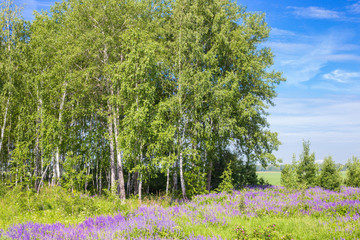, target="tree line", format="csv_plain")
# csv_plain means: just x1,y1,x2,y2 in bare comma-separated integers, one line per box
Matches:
281,141,360,191
0,0,283,199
